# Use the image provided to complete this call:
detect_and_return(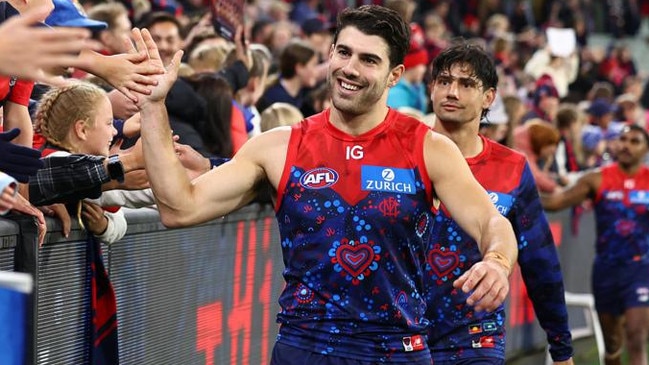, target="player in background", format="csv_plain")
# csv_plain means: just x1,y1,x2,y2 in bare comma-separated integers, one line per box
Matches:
543,124,649,365
425,42,574,365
